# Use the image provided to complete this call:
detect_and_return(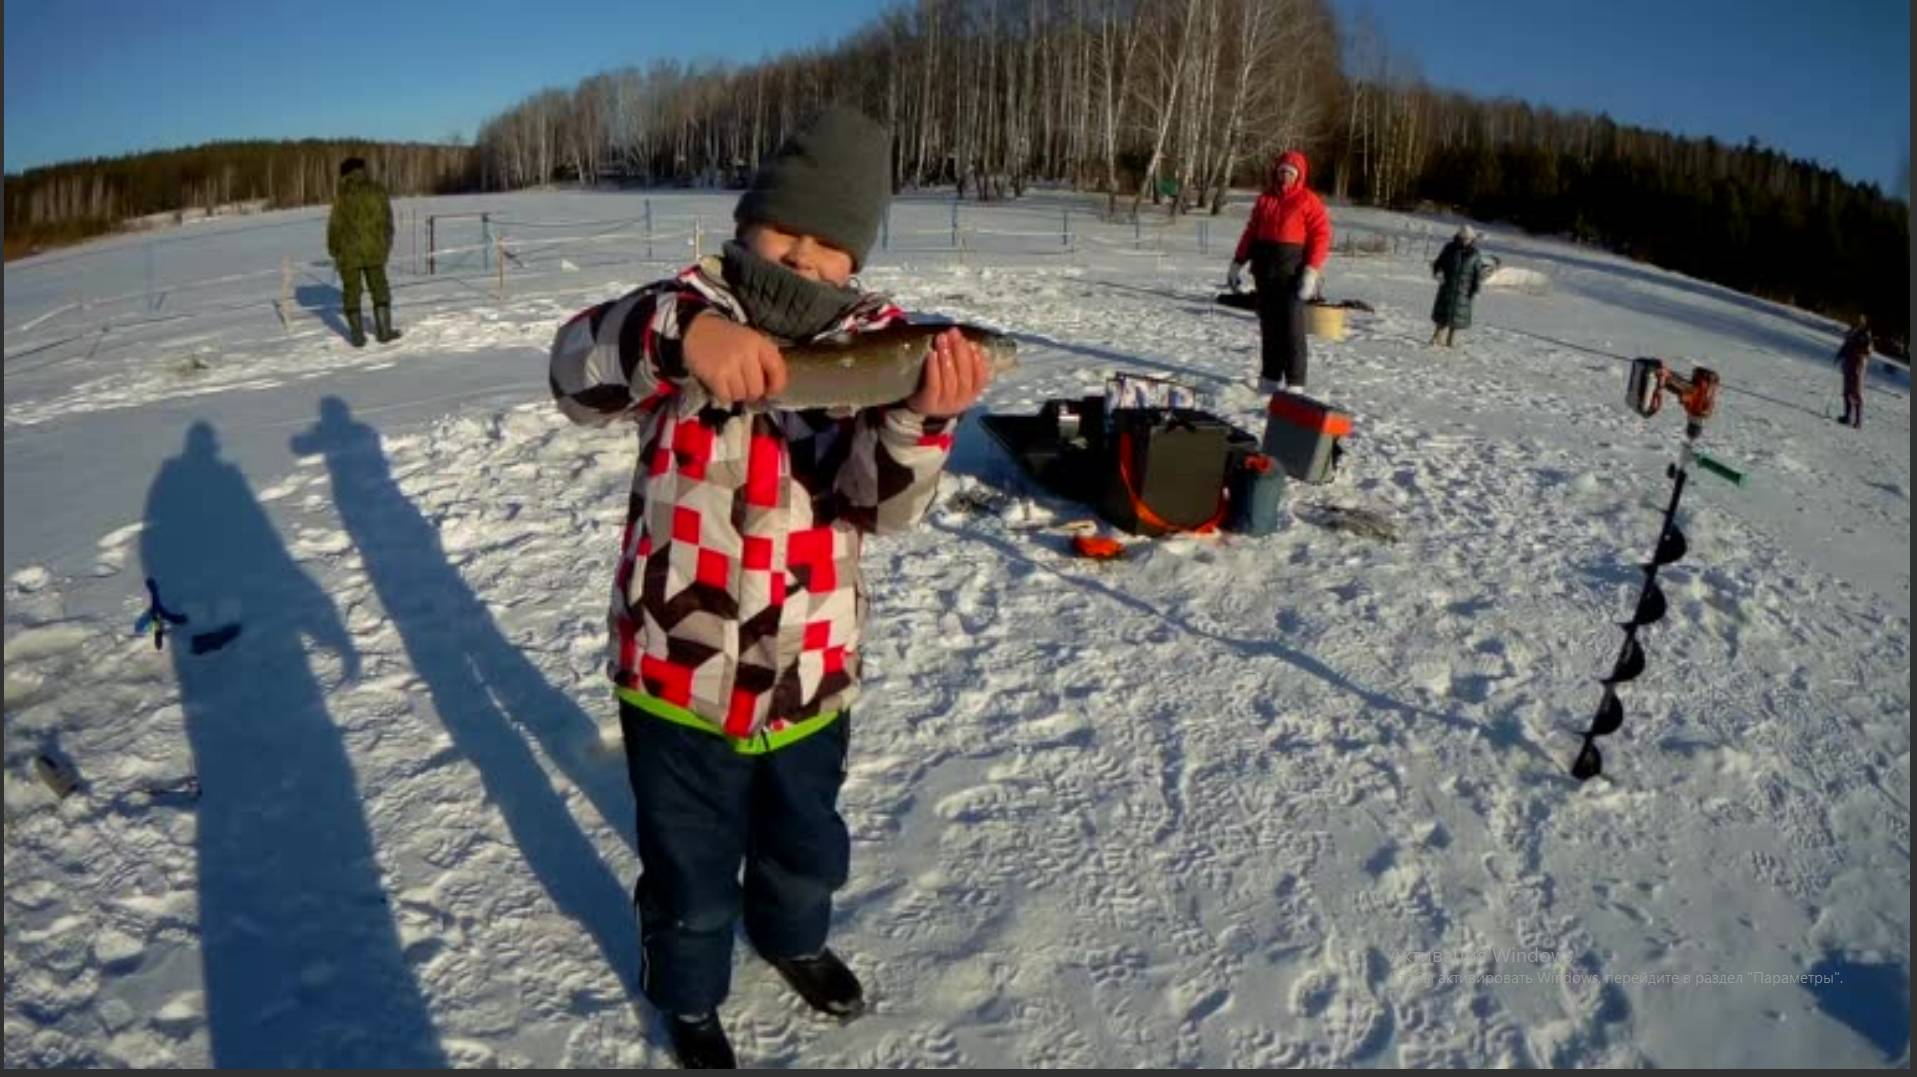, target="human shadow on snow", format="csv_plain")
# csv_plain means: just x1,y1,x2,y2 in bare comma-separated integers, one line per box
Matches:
291,397,642,1000
293,281,351,340
141,421,446,1067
